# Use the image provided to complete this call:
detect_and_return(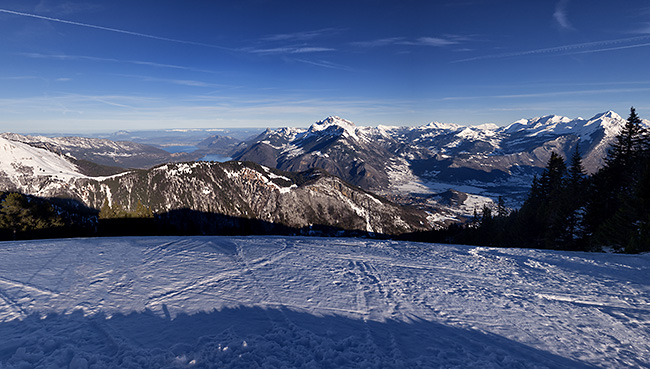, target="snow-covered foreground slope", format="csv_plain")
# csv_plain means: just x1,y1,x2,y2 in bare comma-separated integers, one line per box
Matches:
0,237,648,368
